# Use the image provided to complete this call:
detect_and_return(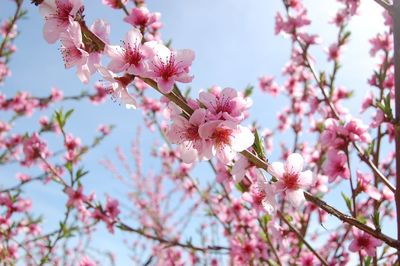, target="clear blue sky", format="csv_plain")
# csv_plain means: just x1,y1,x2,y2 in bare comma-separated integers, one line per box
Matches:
1,0,391,264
